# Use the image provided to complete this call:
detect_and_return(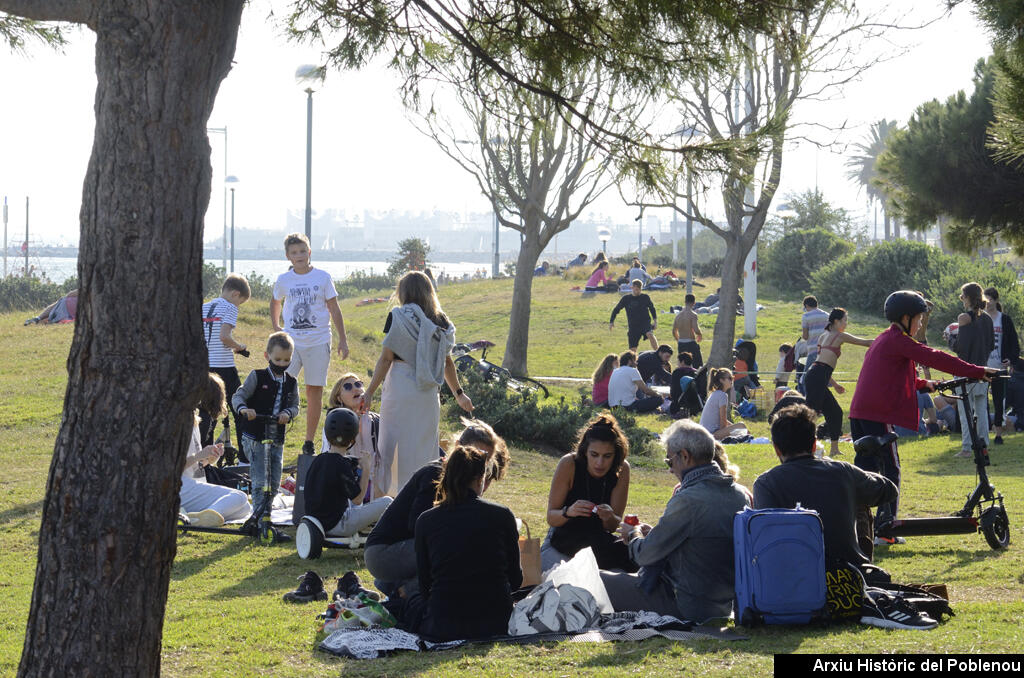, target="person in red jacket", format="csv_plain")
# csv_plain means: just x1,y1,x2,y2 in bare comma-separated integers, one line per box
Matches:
850,290,996,553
